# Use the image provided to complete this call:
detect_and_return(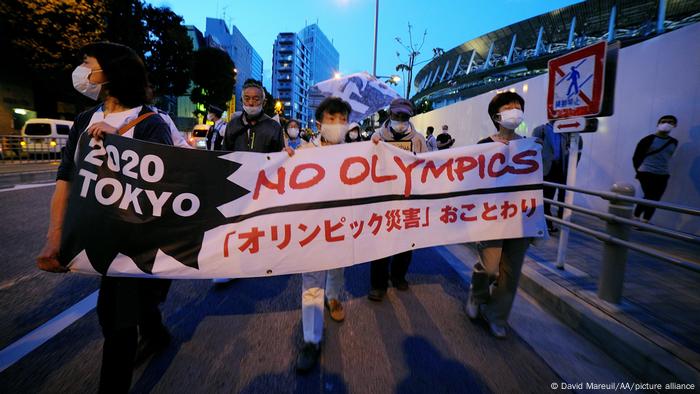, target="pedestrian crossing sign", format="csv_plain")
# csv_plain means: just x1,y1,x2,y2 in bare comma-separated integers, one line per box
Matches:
547,41,607,120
